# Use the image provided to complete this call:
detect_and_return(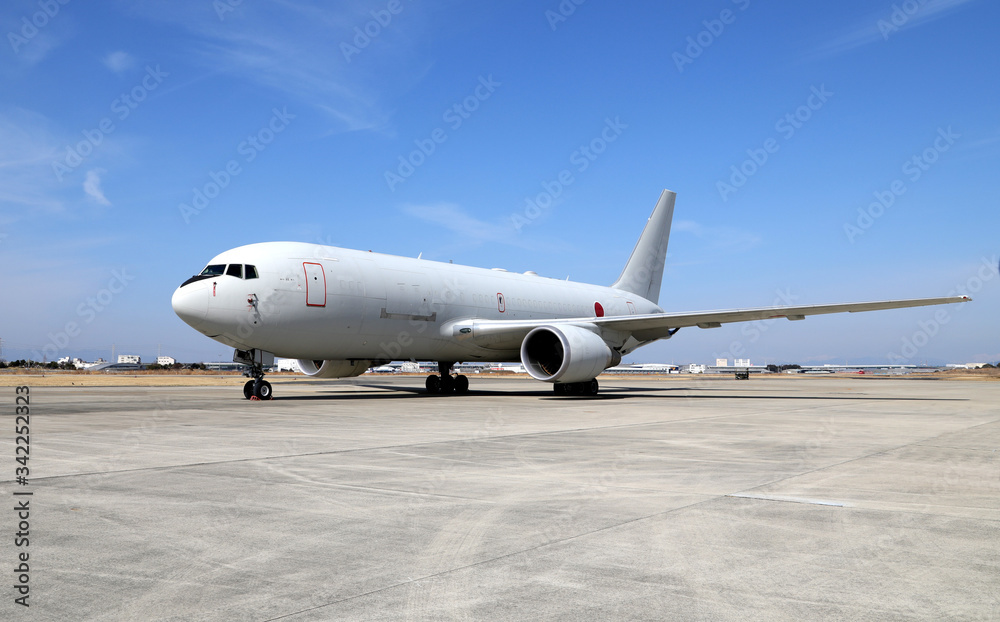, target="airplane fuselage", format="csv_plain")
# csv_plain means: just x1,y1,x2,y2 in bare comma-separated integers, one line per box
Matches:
171,242,663,363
